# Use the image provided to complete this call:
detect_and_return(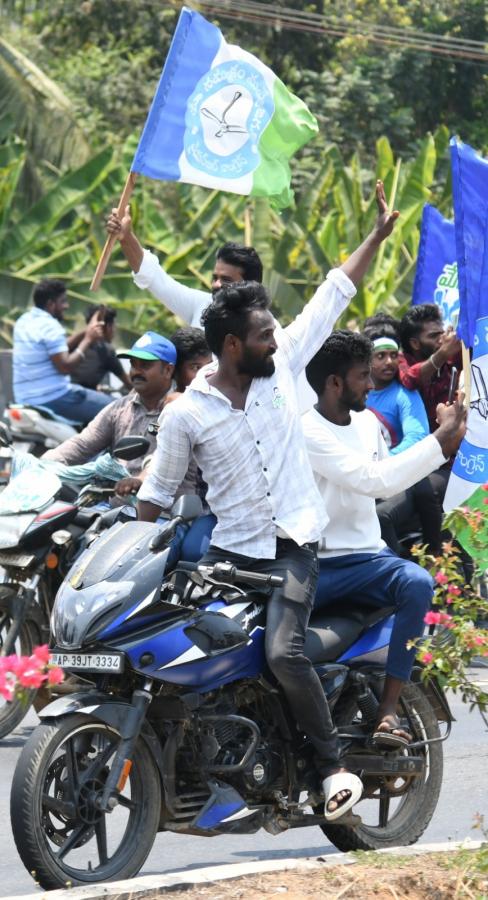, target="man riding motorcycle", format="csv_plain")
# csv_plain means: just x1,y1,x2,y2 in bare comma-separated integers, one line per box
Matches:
137,181,399,820
302,329,465,747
